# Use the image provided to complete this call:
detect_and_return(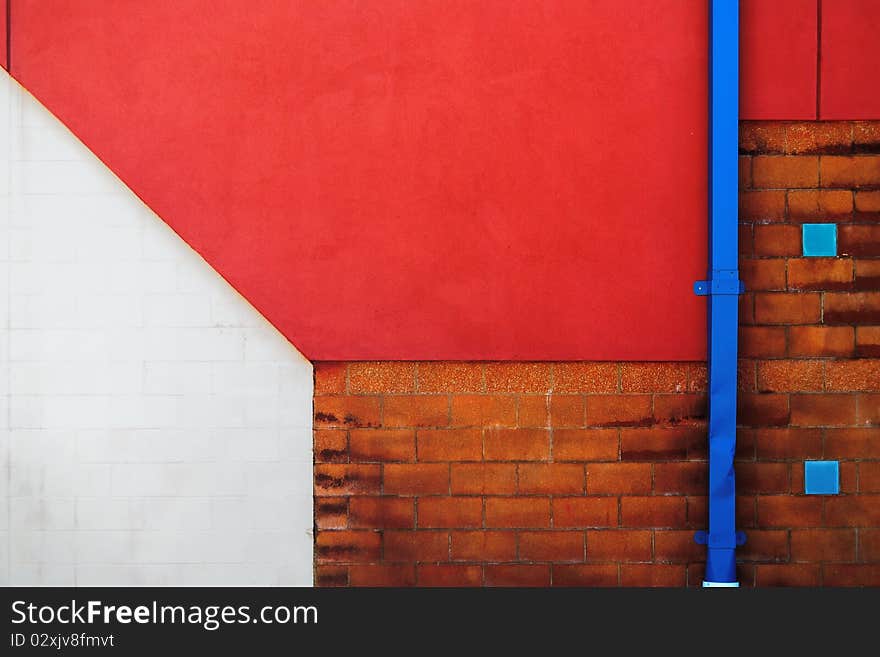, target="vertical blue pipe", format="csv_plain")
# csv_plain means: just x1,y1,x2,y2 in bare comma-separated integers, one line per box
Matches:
702,0,743,587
